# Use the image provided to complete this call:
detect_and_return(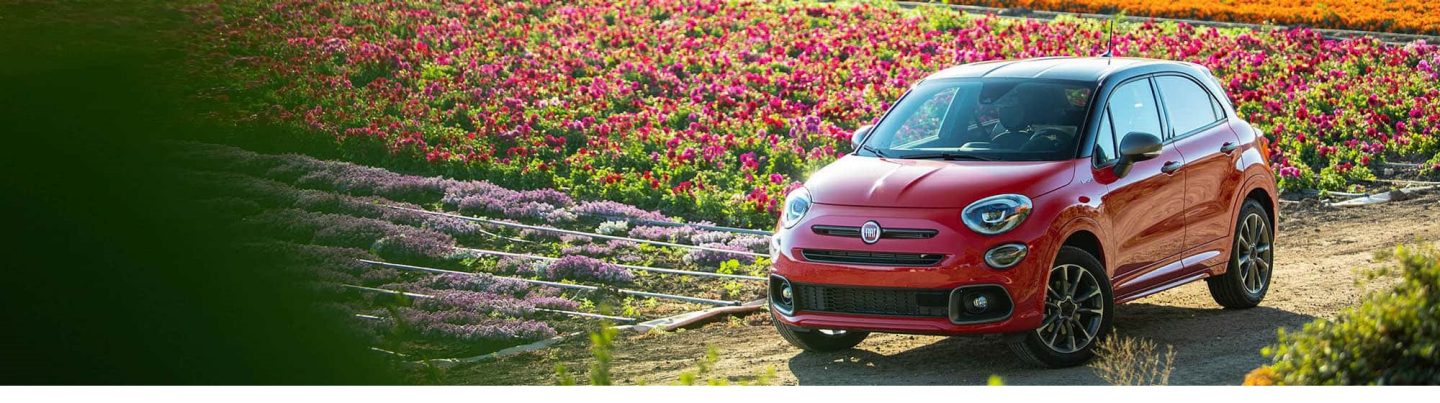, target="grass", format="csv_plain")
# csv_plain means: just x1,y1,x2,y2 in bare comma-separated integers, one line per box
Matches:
1088,335,1177,385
